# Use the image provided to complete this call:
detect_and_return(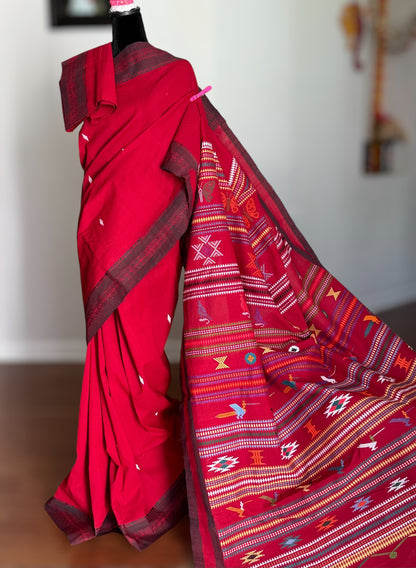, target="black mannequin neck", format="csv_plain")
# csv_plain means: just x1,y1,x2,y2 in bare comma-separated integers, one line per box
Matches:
111,8,147,57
